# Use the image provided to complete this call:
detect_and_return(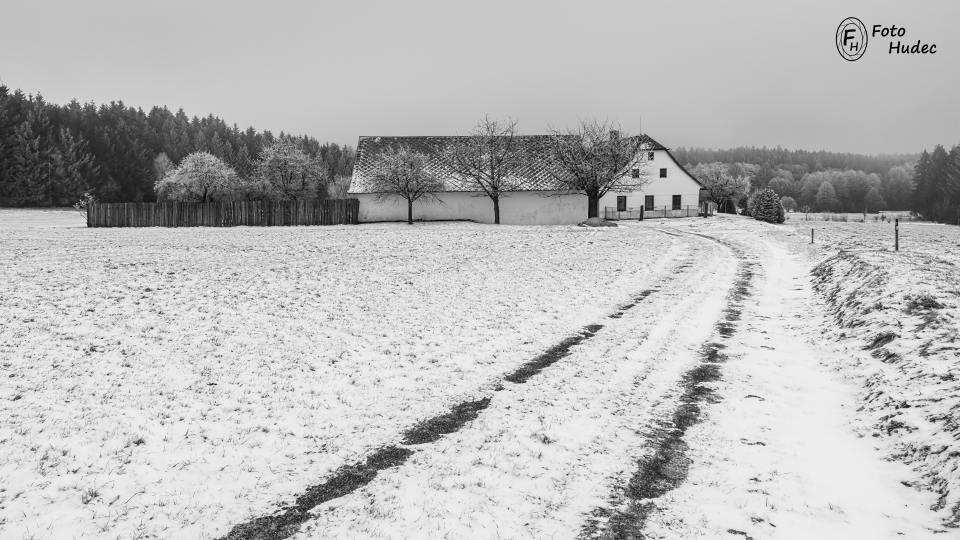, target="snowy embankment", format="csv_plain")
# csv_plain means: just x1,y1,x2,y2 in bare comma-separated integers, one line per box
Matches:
0,210,680,539
803,220,960,527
